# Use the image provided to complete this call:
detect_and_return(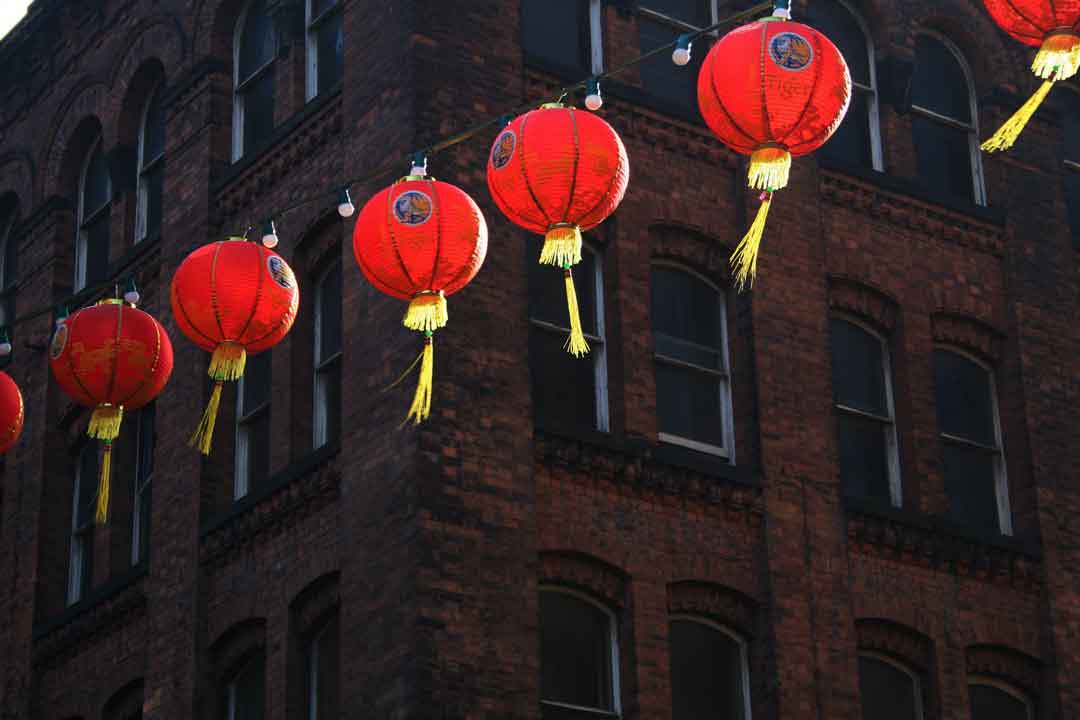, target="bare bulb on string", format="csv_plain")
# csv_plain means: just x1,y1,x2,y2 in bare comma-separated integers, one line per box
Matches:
673,34,693,66
585,78,603,111
338,188,355,218
261,220,279,249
